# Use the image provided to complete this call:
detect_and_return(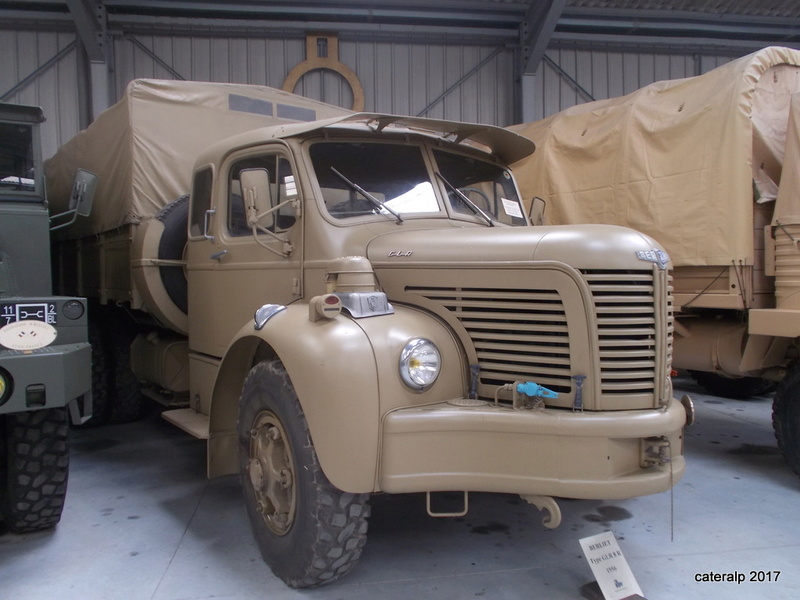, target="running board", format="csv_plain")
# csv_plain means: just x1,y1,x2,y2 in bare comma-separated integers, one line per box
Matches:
162,408,209,439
